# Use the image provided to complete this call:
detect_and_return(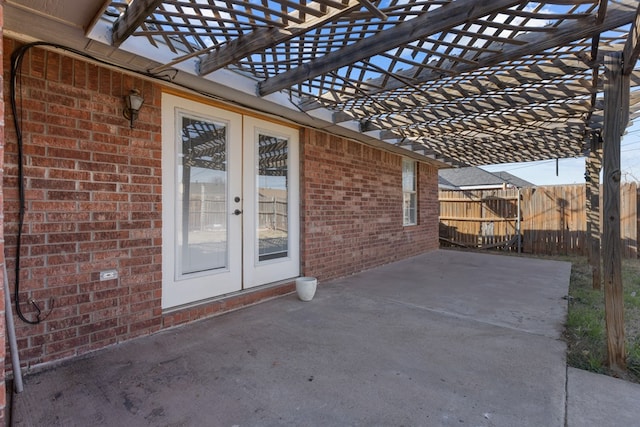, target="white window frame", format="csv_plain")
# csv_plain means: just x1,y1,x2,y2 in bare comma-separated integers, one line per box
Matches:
402,158,417,226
